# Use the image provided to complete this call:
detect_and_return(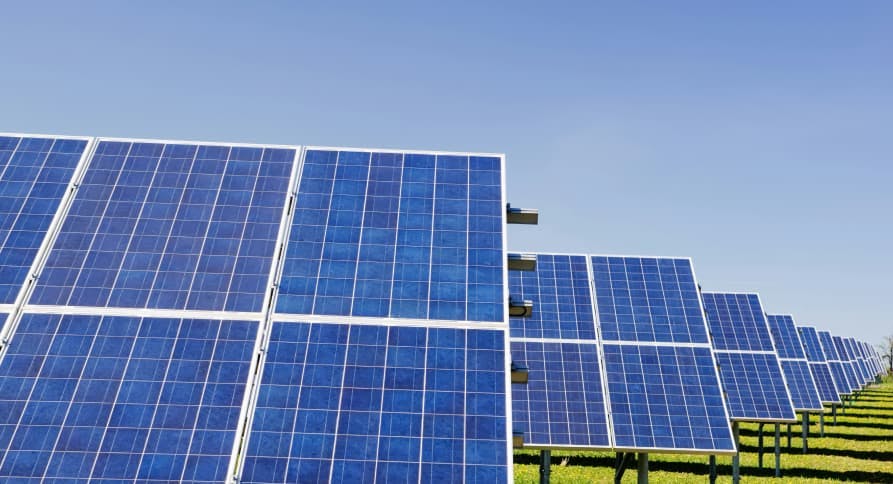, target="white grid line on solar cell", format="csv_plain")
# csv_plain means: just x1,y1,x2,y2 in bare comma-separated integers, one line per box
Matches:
18,304,265,322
